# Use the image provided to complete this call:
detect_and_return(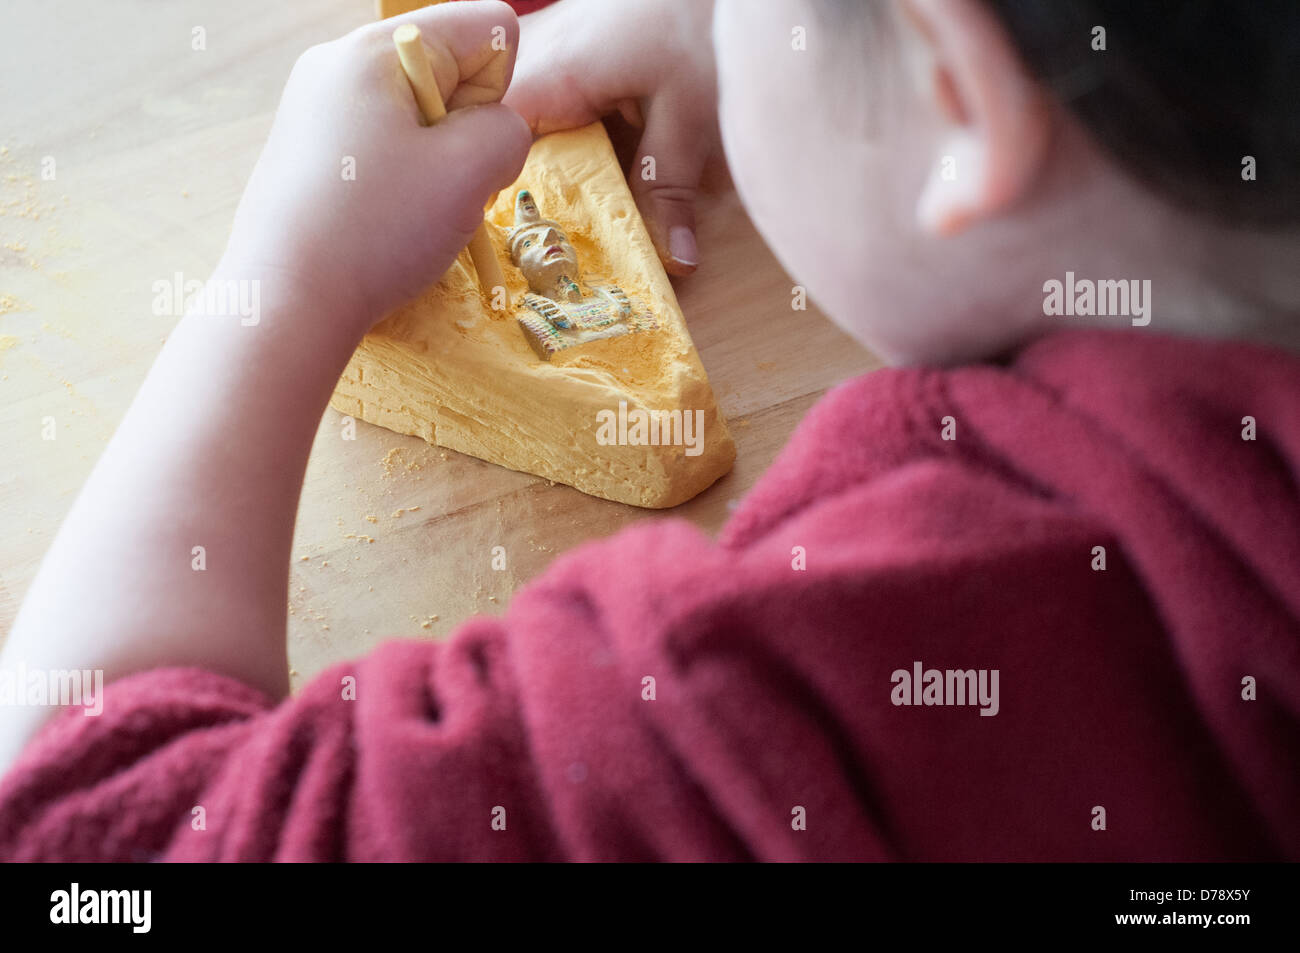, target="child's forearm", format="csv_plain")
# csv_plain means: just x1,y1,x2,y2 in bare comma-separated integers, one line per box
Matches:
0,1,530,774
0,263,364,770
